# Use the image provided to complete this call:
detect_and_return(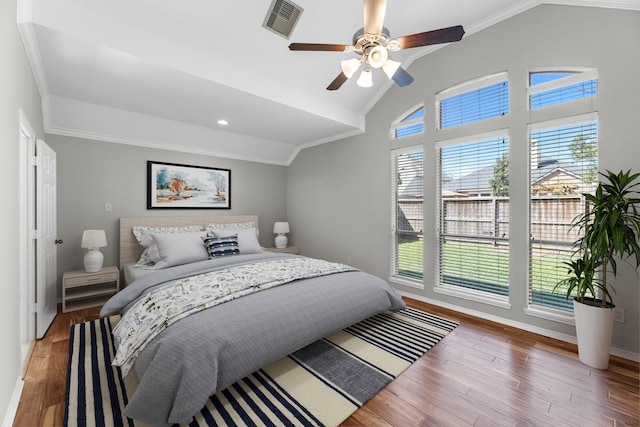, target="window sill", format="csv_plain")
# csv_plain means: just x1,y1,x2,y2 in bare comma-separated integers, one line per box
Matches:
434,285,511,309
388,276,425,290
524,306,575,326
